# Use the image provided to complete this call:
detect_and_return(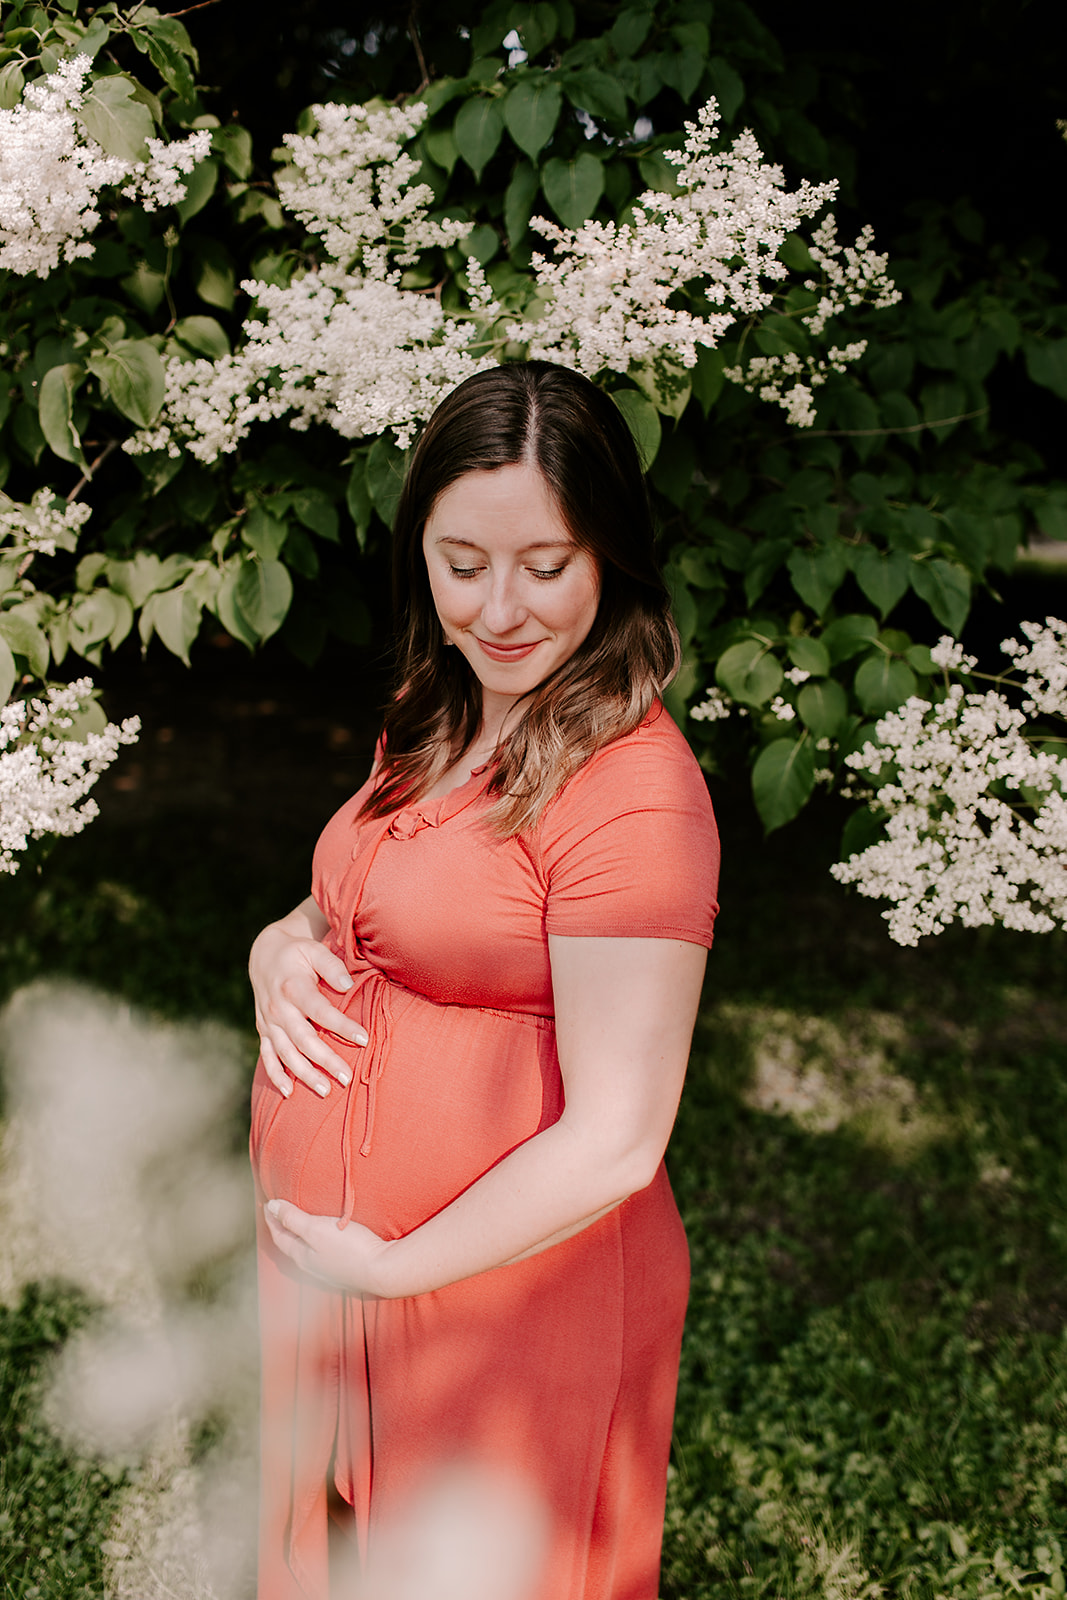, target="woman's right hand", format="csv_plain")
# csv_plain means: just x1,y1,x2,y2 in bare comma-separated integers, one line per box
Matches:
249,895,368,1098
